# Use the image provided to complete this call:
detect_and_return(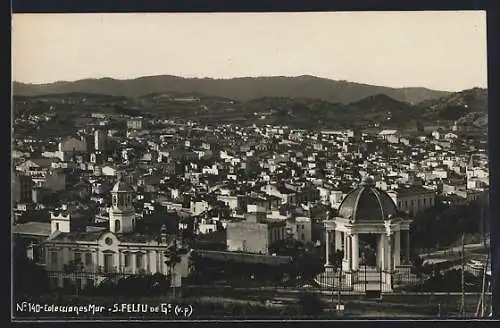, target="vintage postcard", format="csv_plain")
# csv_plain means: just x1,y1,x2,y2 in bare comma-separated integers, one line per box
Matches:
11,11,490,320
